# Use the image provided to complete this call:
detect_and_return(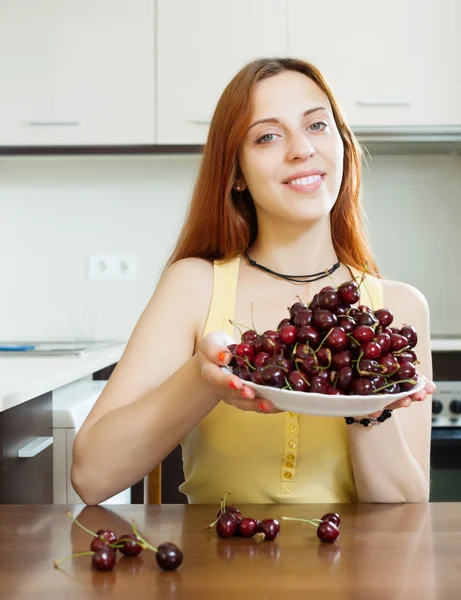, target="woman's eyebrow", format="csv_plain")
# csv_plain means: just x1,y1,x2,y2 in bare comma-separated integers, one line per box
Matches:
247,106,327,132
